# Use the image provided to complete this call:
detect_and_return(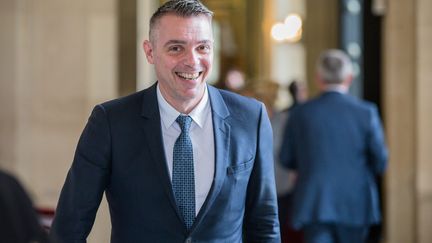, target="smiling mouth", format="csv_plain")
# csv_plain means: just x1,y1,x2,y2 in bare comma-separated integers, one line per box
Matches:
176,72,202,80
